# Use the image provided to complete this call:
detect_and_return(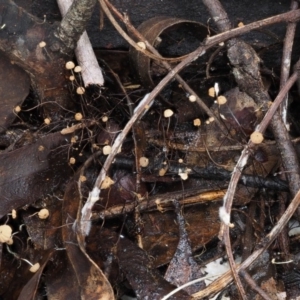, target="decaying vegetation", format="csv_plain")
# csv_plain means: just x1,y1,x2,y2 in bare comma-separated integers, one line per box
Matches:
0,0,300,299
